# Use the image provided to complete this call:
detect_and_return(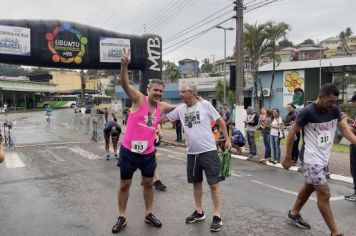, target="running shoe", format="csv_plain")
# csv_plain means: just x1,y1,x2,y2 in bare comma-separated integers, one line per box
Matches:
210,215,223,232
112,216,127,233
106,155,110,161
287,210,311,229
144,213,162,227
154,180,167,191
115,154,118,160
344,193,356,202
186,210,206,223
